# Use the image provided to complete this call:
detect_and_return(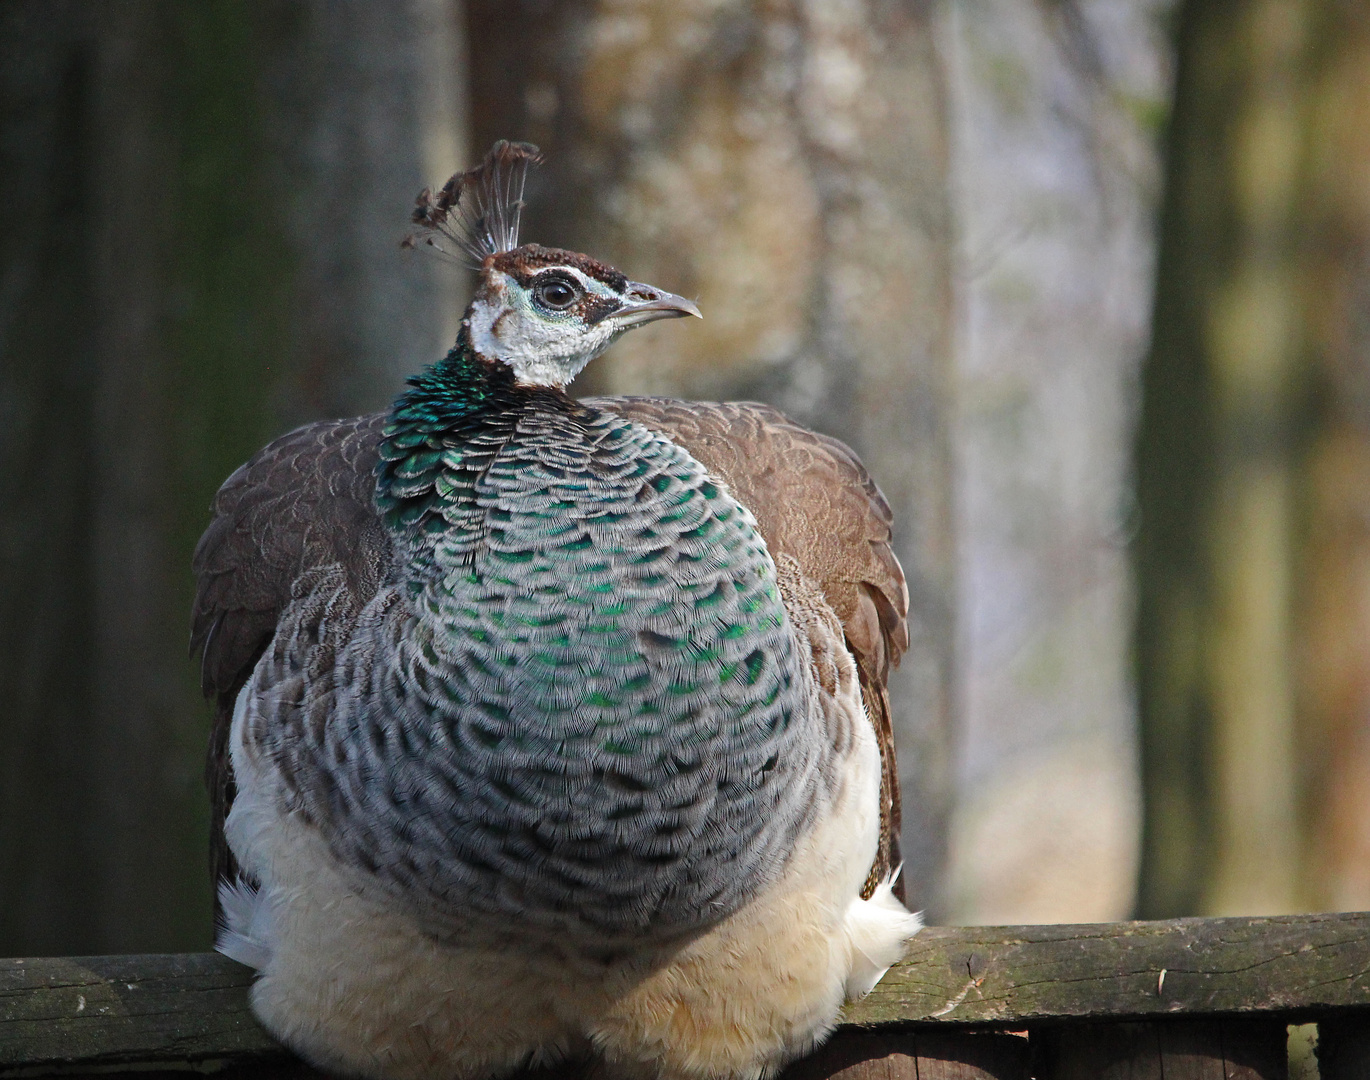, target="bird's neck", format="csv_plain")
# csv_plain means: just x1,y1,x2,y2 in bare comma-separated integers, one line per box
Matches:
387,328,517,433
375,329,535,544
